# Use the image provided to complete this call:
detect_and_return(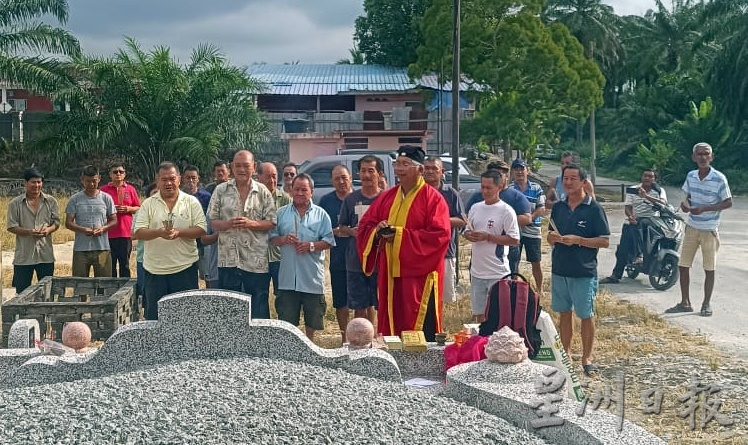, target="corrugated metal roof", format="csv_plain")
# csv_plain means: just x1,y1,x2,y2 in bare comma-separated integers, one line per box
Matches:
246,64,472,95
